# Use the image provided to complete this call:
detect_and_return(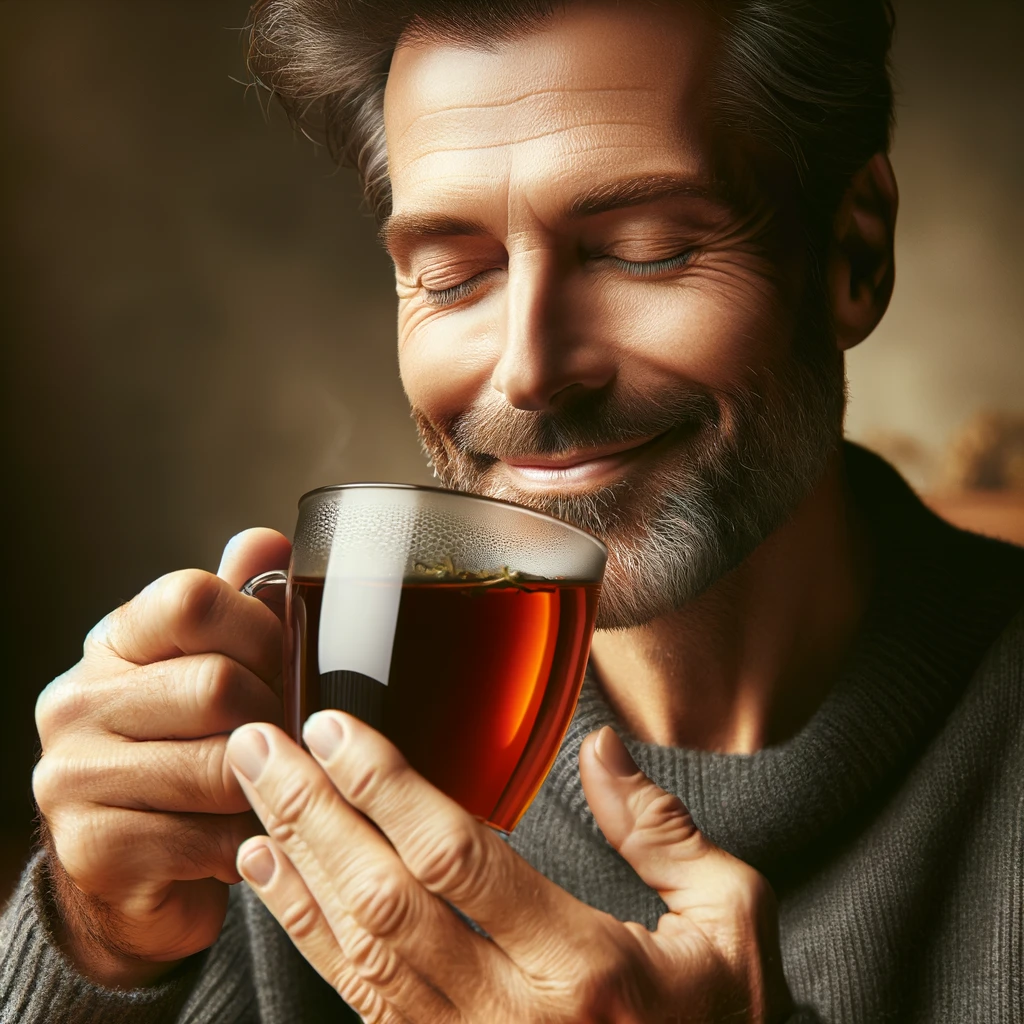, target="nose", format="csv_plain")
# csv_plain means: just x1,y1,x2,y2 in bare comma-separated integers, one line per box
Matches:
490,249,615,411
